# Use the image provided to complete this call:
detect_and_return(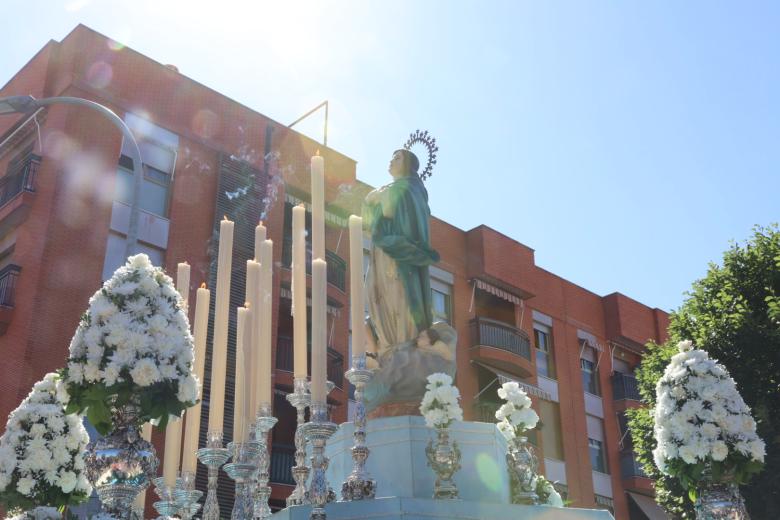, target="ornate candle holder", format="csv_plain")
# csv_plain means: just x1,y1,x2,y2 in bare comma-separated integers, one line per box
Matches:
196,430,231,520
173,471,203,520
302,402,338,520
341,355,376,500
151,476,180,518
252,403,278,520
285,377,312,507
224,440,261,520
